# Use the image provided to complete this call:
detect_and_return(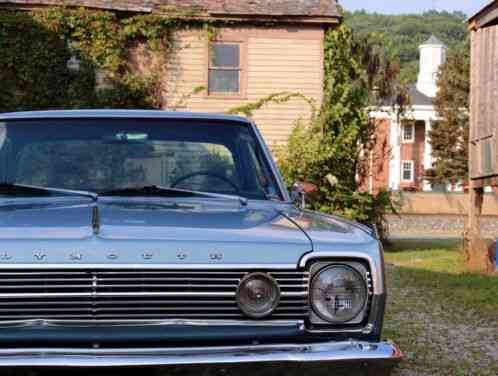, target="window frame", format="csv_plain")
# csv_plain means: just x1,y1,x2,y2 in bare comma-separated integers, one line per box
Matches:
402,122,415,144
206,37,247,99
402,160,415,182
